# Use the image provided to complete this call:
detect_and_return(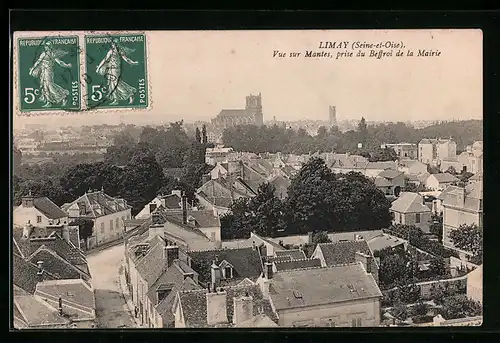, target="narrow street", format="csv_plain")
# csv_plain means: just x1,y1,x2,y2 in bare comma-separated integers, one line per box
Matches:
87,244,136,328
